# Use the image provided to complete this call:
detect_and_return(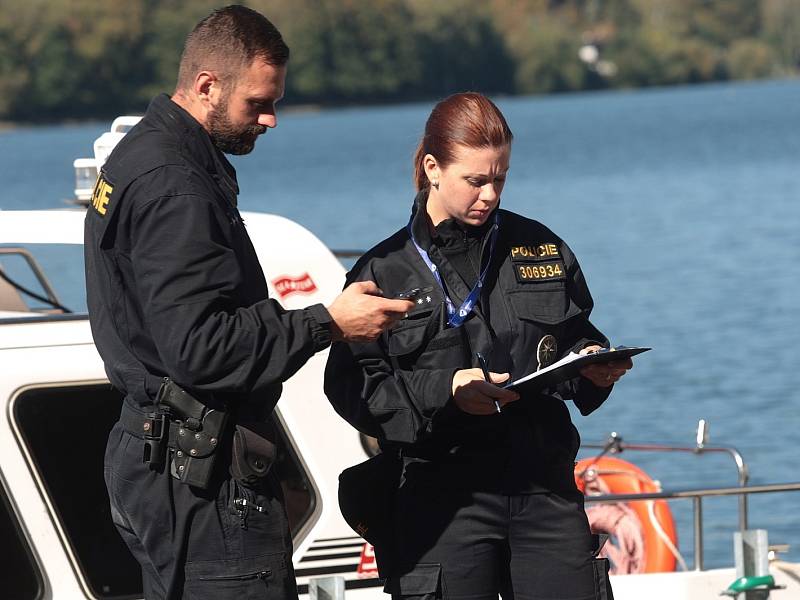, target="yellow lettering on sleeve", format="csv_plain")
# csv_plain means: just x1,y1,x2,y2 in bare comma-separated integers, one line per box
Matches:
91,177,113,216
